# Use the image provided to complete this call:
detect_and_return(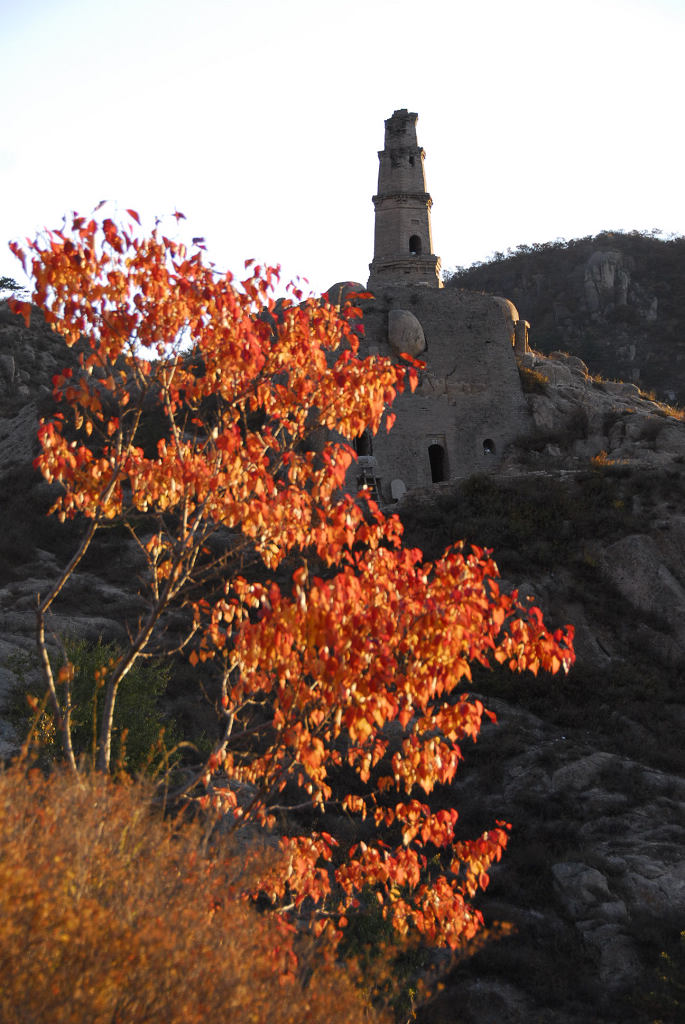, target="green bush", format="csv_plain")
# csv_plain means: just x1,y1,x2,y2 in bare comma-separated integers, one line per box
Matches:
11,637,181,772
339,889,431,1018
